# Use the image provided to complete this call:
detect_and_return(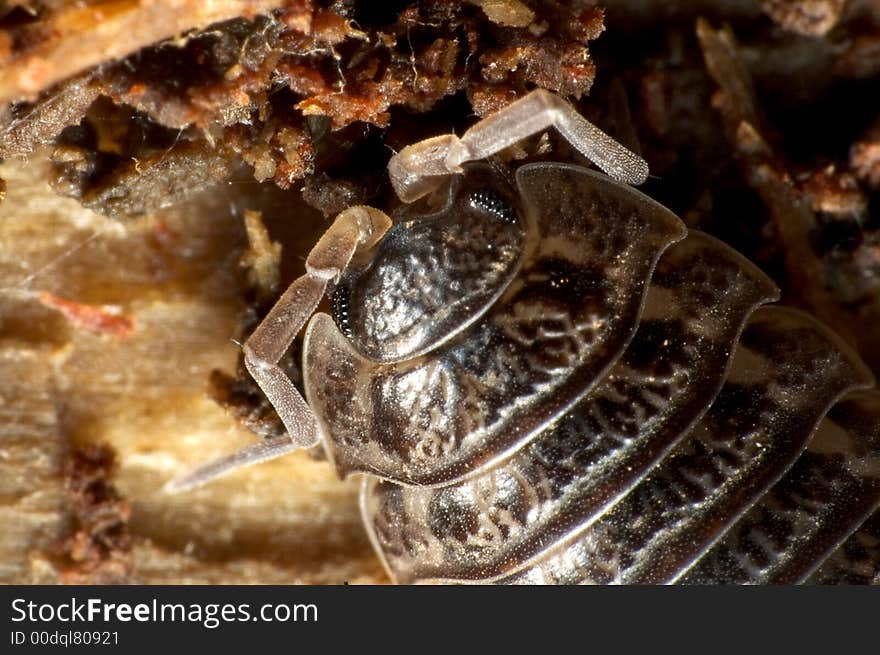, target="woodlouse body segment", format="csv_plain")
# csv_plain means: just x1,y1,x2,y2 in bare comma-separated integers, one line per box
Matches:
362,230,782,583
681,390,880,585
499,307,873,585
168,90,880,584
304,164,685,485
